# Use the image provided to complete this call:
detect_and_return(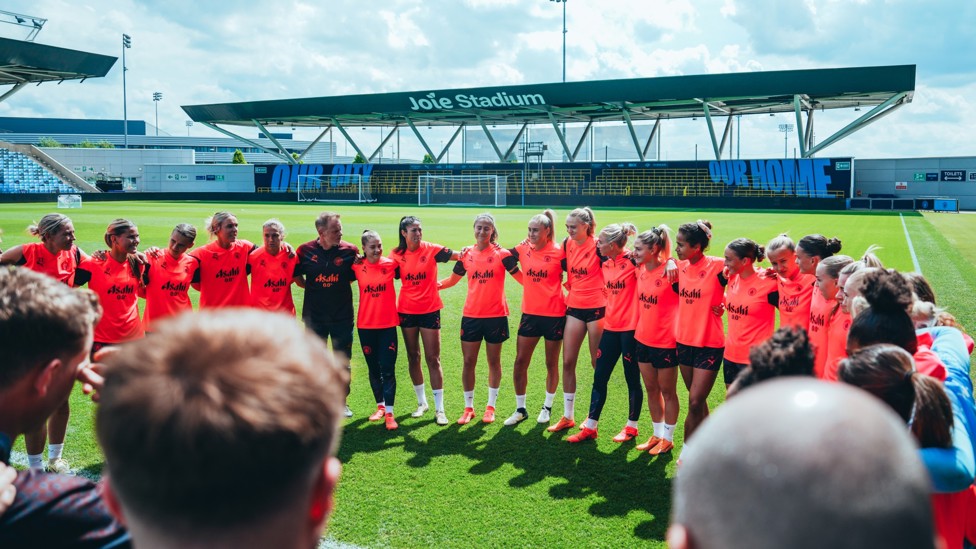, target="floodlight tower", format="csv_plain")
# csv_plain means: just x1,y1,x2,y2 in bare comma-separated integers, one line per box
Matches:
153,92,162,136
778,123,794,159
549,0,567,82
122,34,131,149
